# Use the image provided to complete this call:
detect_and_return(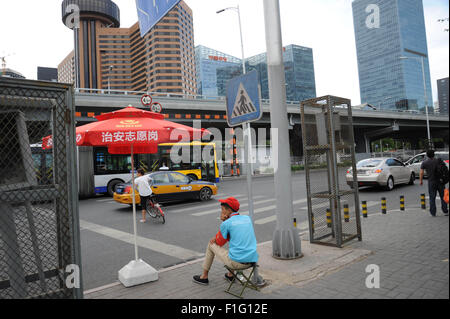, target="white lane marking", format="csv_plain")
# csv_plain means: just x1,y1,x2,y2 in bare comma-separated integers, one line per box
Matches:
192,196,286,217
167,195,266,214
96,199,117,203
212,198,309,221
80,220,204,260
163,195,266,214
